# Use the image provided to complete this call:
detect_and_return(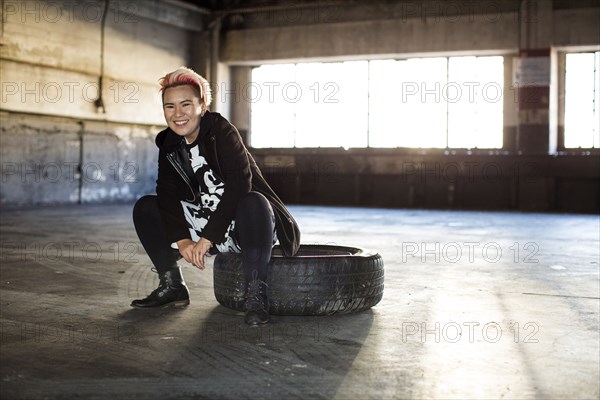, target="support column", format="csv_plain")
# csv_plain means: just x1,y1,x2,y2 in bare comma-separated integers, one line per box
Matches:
230,66,253,146
514,0,553,155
